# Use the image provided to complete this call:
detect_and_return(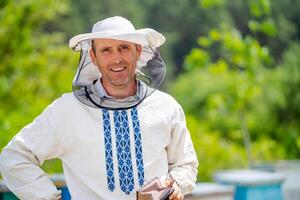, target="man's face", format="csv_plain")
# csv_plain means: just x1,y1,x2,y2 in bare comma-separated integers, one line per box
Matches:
90,38,141,92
